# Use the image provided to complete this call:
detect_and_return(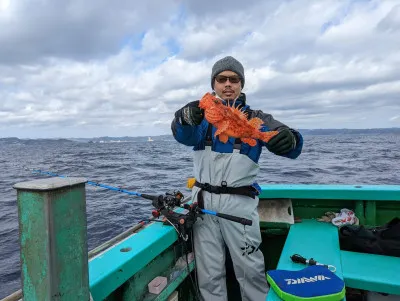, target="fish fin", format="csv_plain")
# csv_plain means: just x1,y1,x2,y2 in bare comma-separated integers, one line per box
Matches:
215,122,228,136
230,105,248,120
241,138,257,147
218,133,229,143
248,117,264,129
261,131,279,143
